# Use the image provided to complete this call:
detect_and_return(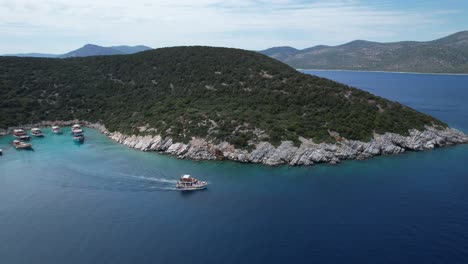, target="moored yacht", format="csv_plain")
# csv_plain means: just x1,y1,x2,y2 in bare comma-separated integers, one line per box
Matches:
71,124,85,142
73,133,85,142
71,124,82,132
31,128,44,137
52,126,62,134
13,129,30,140
12,140,32,150
176,175,208,191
